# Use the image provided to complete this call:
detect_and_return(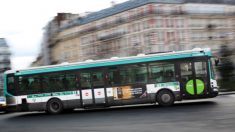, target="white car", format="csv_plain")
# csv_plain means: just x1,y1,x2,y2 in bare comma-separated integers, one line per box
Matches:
0,96,6,111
